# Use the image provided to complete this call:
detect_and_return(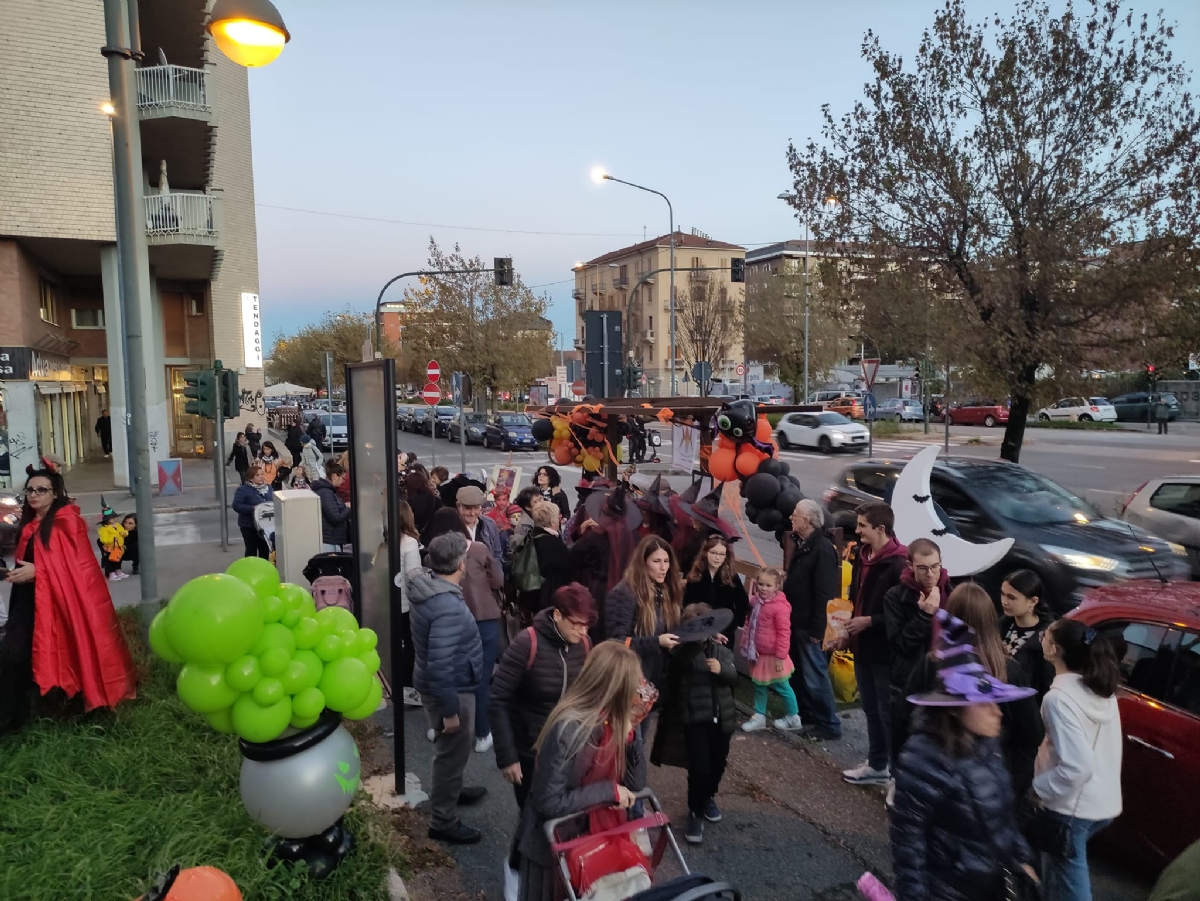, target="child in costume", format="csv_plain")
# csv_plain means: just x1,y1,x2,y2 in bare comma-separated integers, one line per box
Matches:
97,506,127,581
740,566,802,732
